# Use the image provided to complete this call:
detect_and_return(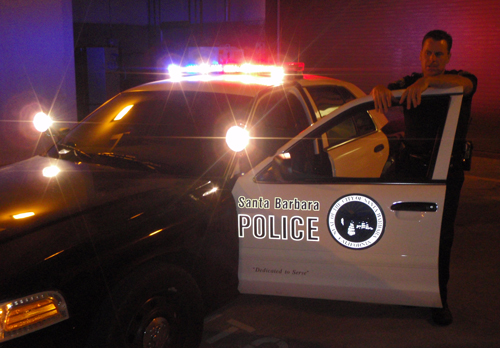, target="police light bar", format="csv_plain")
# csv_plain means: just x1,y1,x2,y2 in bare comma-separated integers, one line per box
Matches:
167,62,304,81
